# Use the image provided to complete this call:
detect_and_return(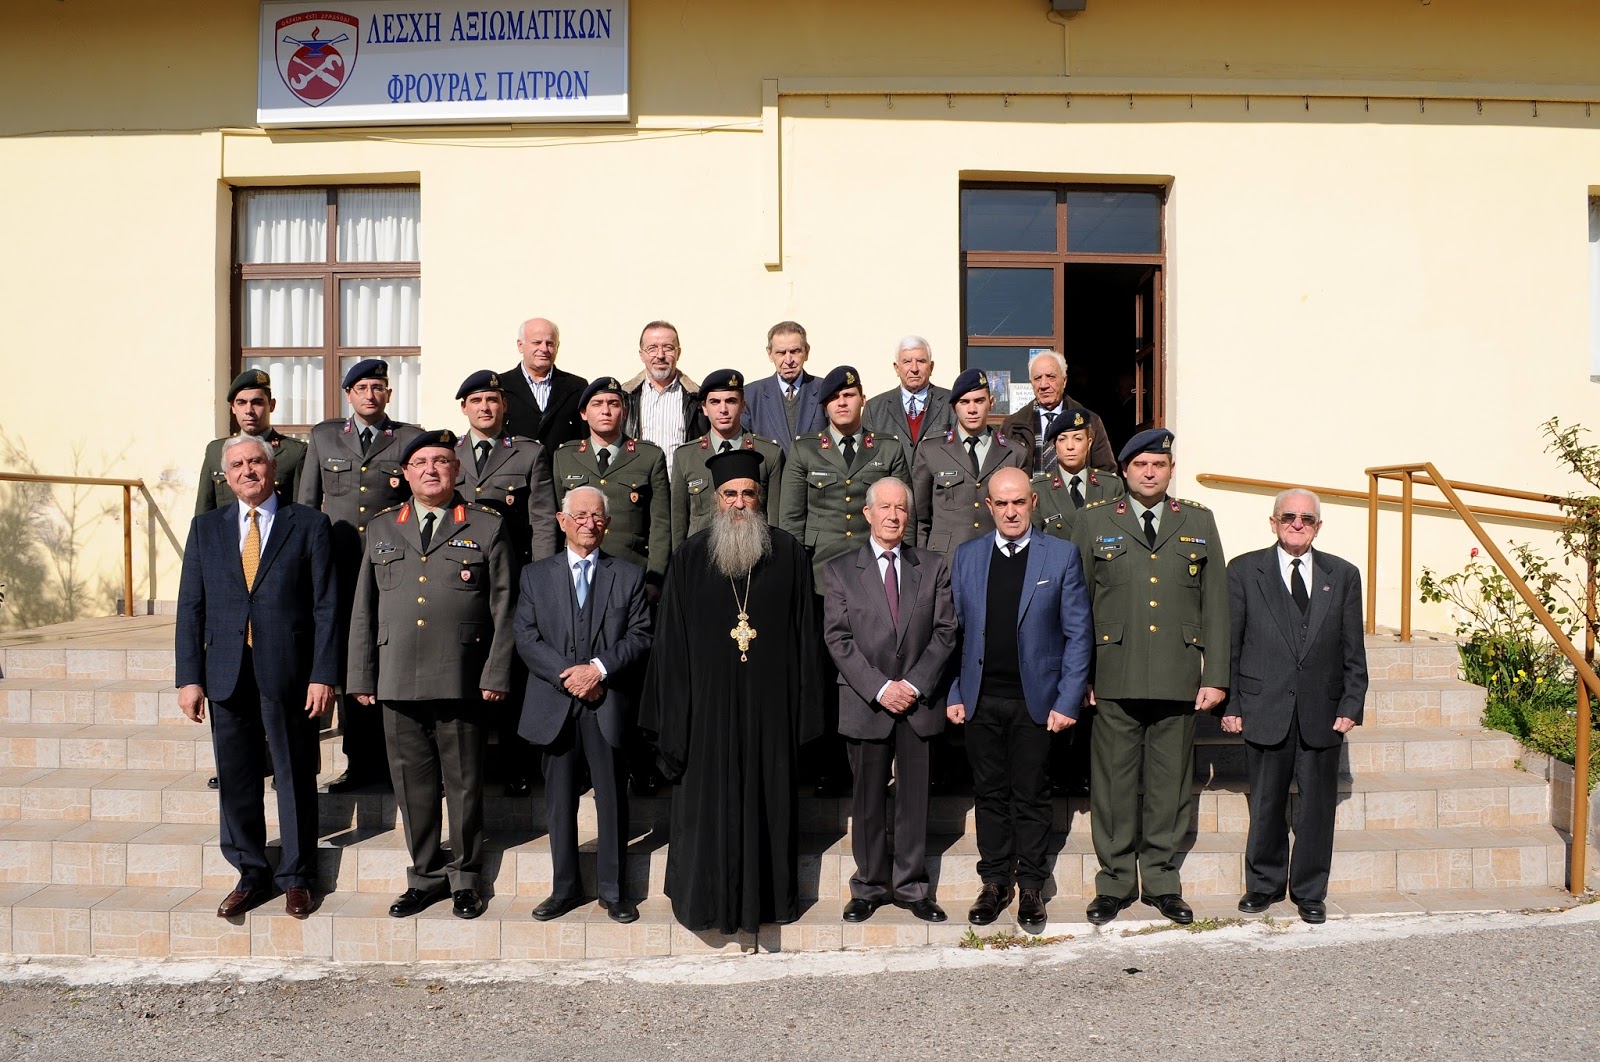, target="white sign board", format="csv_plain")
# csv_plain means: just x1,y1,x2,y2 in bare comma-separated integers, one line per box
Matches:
257,1,629,127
